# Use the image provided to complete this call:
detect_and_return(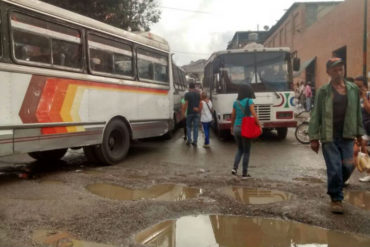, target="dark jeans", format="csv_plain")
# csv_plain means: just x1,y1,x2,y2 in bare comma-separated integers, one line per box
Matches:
186,113,200,144
202,122,212,145
233,125,252,175
322,135,355,201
